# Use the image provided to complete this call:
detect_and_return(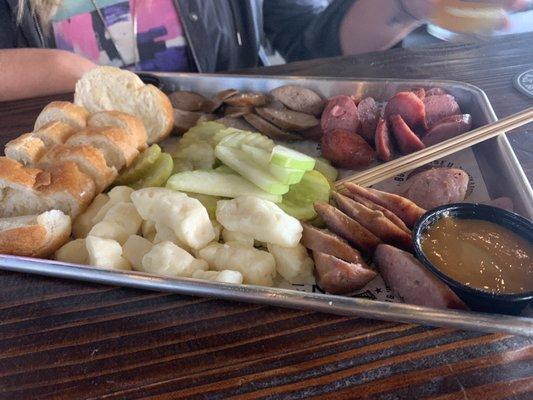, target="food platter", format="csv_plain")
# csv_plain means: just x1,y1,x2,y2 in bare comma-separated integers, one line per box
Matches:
1,73,532,336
